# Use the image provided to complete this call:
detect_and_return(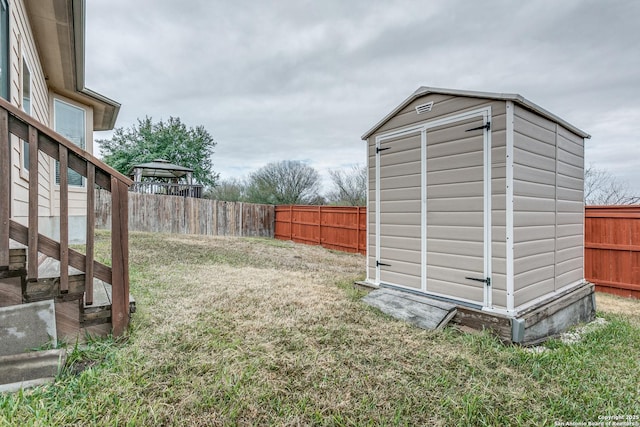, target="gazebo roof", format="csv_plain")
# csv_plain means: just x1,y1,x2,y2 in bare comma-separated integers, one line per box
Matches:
130,159,193,179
